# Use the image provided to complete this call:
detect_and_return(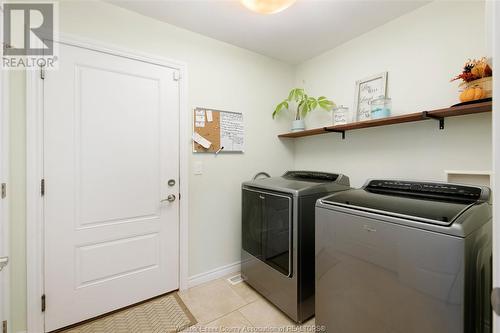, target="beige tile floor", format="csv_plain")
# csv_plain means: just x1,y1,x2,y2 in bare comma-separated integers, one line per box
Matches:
178,273,315,332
